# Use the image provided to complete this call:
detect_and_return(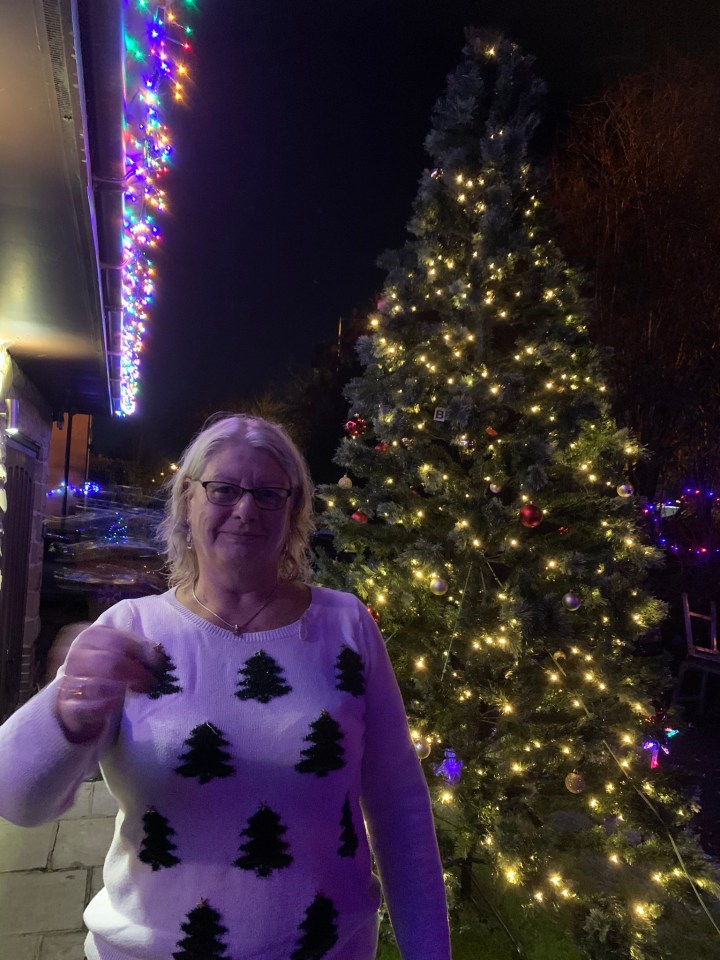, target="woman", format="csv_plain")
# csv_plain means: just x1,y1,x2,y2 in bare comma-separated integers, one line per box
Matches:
0,414,451,960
